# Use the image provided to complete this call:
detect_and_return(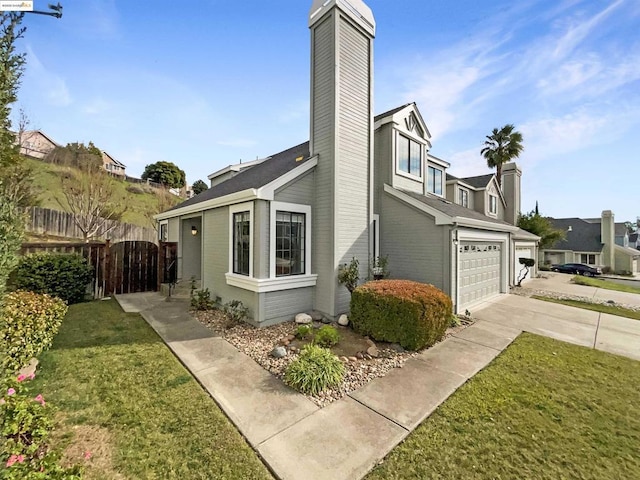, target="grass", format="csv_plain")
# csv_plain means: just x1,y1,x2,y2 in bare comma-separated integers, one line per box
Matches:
26,157,180,228
367,333,640,480
32,299,272,480
532,295,640,320
572,275,640,294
